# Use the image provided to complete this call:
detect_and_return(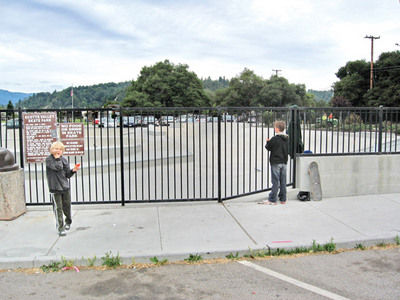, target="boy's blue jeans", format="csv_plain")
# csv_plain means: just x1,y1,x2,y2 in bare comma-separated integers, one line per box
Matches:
268,163,287,203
